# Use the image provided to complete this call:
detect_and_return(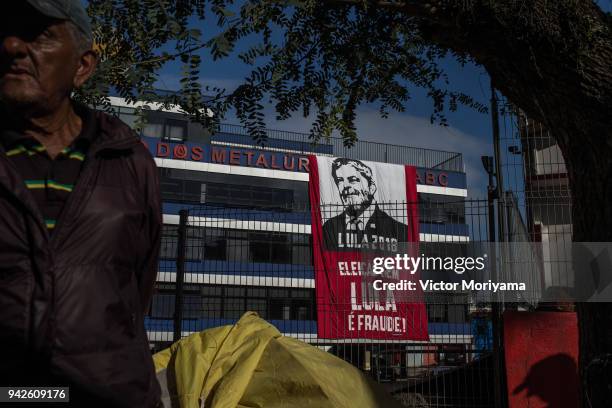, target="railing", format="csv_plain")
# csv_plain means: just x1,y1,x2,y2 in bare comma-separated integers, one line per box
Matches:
105,94,465,172
215,123,465,172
